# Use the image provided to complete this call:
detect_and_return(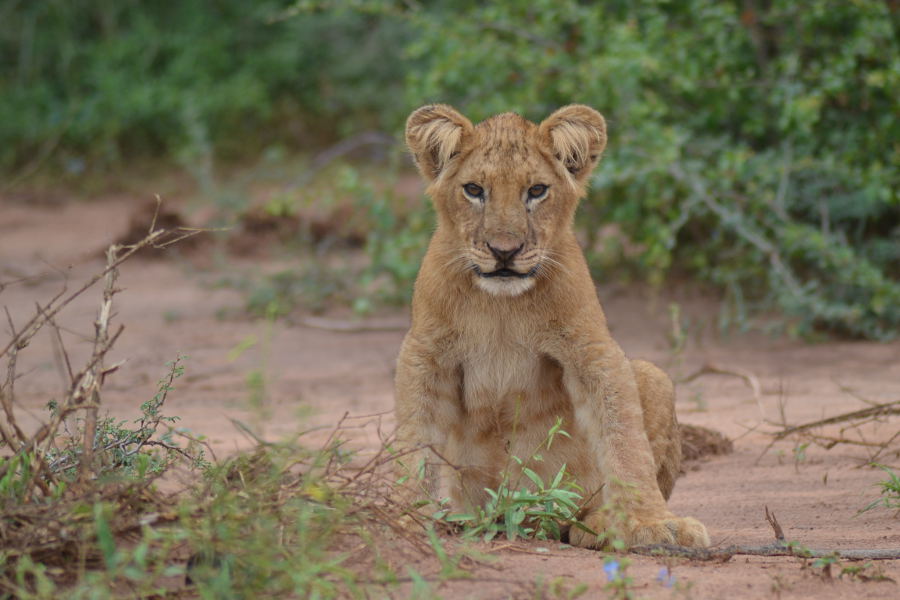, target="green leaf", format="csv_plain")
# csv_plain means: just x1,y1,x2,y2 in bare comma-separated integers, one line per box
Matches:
551,464,567,489
445,513,475,523
94,503,119,571
522,468,545,489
